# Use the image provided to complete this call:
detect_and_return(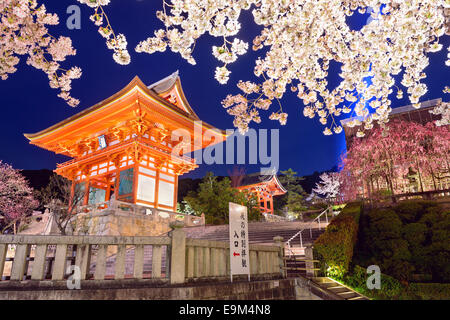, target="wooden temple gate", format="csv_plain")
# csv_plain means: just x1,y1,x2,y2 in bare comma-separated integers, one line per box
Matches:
24,72,227,213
